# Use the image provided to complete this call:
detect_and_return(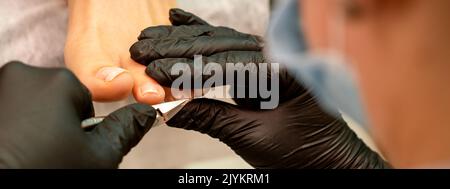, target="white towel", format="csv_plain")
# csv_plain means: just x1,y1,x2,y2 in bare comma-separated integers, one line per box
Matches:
0,0,67,68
